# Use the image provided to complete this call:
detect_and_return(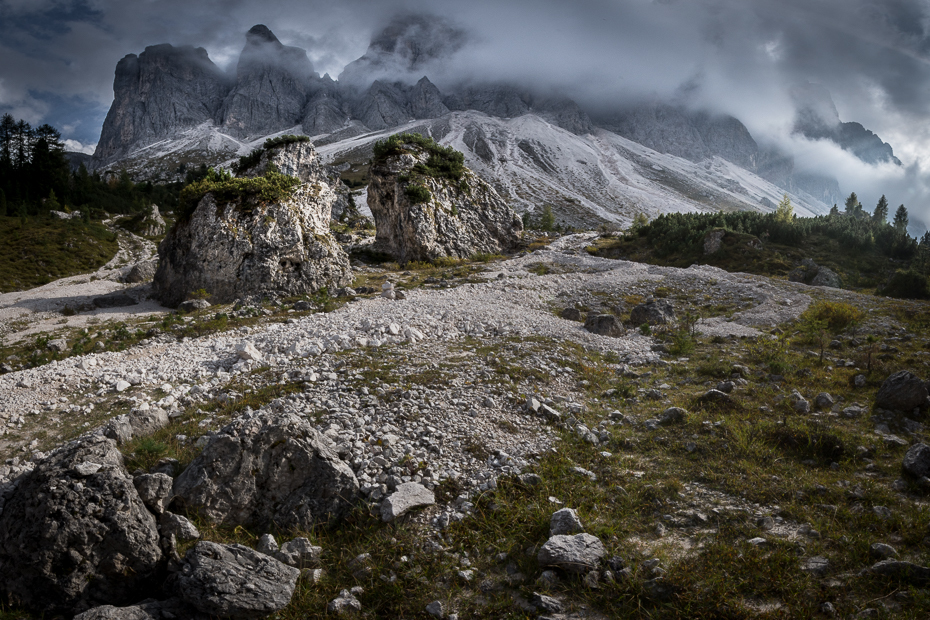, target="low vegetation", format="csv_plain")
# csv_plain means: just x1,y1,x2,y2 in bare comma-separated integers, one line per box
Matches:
178,167,301,220
0,215,118,292
590,204,930,296
233,134,311,174
373,133,466,182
